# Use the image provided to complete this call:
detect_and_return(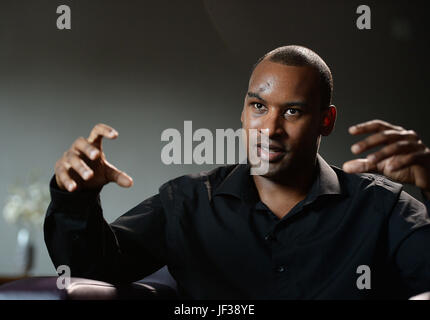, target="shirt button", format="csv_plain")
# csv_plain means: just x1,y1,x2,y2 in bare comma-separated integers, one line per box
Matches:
264,234,274,241
276,265,286,273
